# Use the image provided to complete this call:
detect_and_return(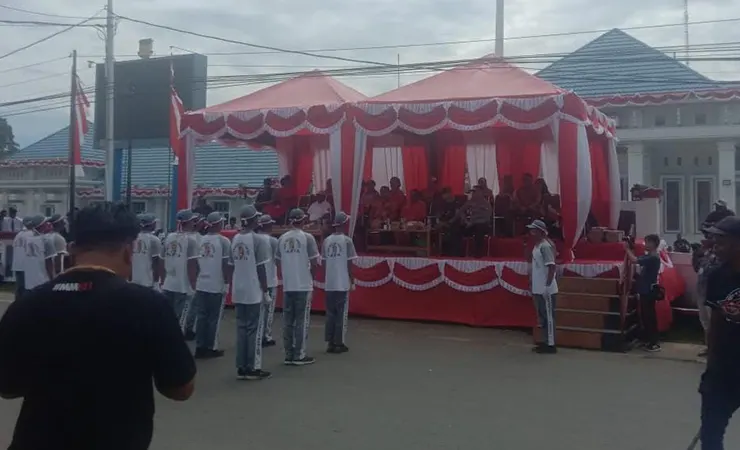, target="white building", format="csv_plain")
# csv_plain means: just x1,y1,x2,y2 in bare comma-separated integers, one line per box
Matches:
538,29,740,242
